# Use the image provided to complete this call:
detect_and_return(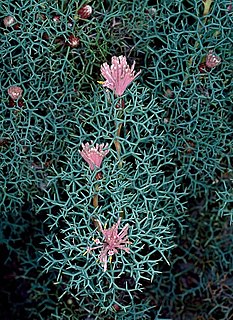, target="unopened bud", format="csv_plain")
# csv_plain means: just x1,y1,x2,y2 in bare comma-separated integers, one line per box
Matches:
78,5,92,19
198,62,207,73
113,303,121,312
164,88,174,98
3,16,15,27
95,172,103,180
8,86,23,100
68,35,80,48
227,3,232,12
206,50,221,68
53,15,61,22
